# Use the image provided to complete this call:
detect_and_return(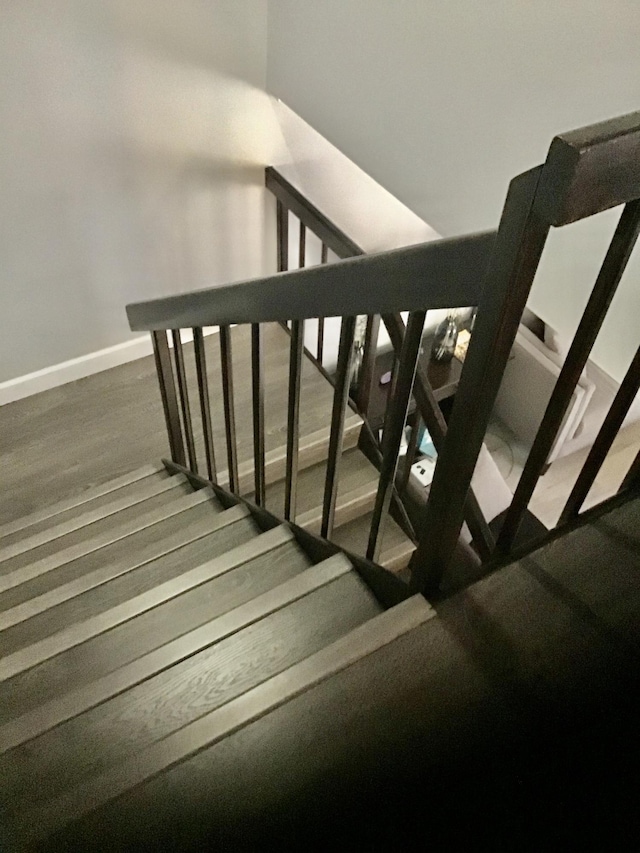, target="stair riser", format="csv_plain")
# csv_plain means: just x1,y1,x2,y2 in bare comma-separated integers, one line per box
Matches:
232,416,362,496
